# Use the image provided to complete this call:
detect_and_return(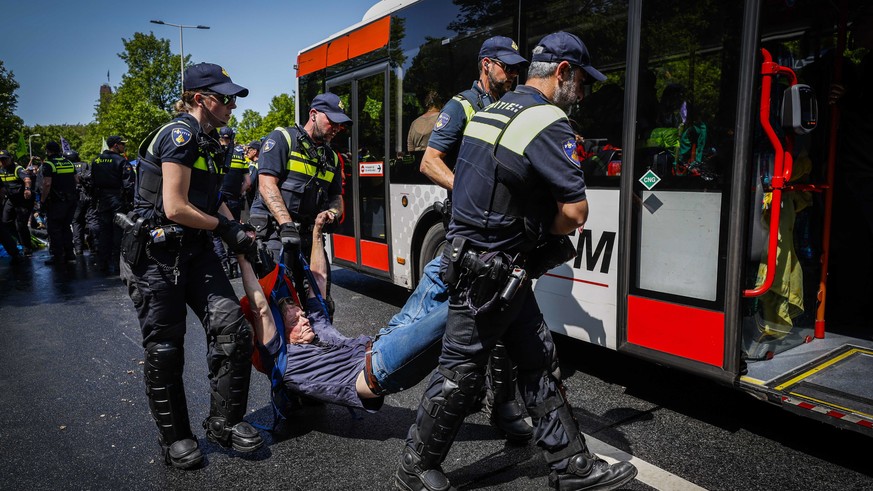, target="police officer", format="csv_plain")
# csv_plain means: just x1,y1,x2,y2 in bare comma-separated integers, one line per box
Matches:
396,33,638,491
421,35,533,443
120,62,263,469
243,139,260,210
212,126,248,278
249,93,347,316
41,141,79,265
92,136,134,273
68,150,98,256
0,149,34,257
